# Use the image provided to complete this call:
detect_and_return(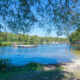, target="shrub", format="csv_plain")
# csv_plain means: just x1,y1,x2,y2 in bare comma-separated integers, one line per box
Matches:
27,63,43,70
0,59,9,72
